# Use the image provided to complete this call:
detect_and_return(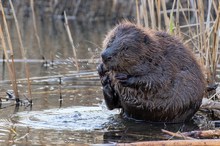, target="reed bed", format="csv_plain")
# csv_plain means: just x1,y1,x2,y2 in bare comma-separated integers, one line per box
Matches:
136,0,220,85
